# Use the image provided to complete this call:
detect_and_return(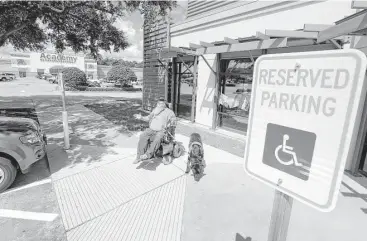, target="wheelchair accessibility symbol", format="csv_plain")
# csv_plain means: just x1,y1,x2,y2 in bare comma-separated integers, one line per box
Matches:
262,123,316,181
275,135,303,167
